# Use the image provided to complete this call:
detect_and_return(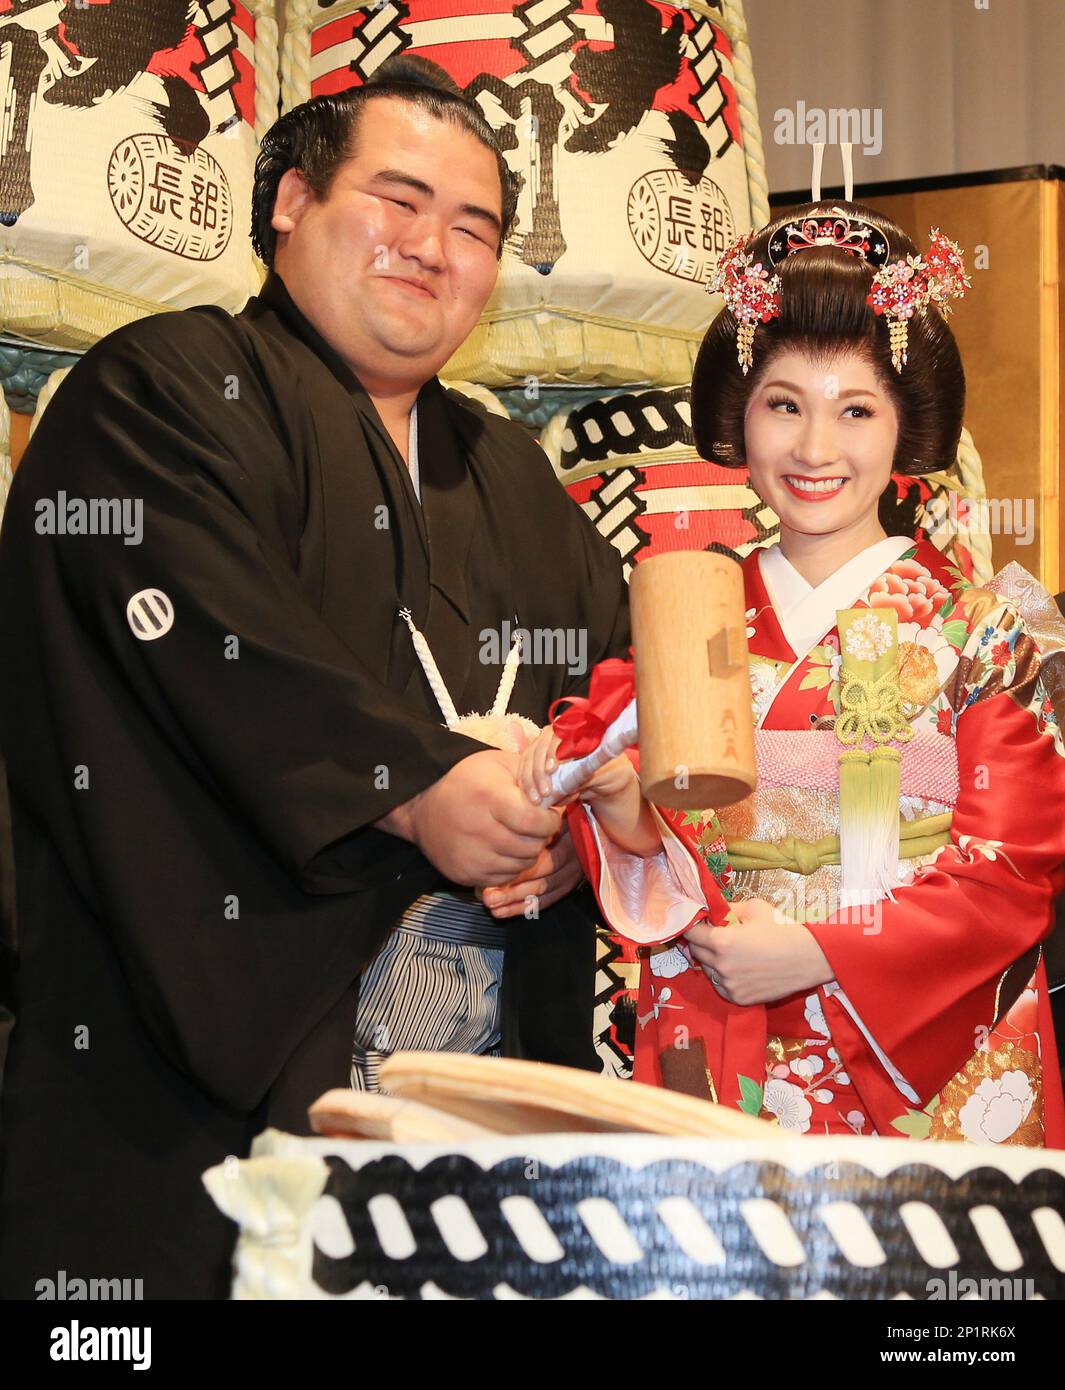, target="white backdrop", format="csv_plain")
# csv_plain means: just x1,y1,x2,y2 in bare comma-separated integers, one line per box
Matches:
744,0,1064,194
